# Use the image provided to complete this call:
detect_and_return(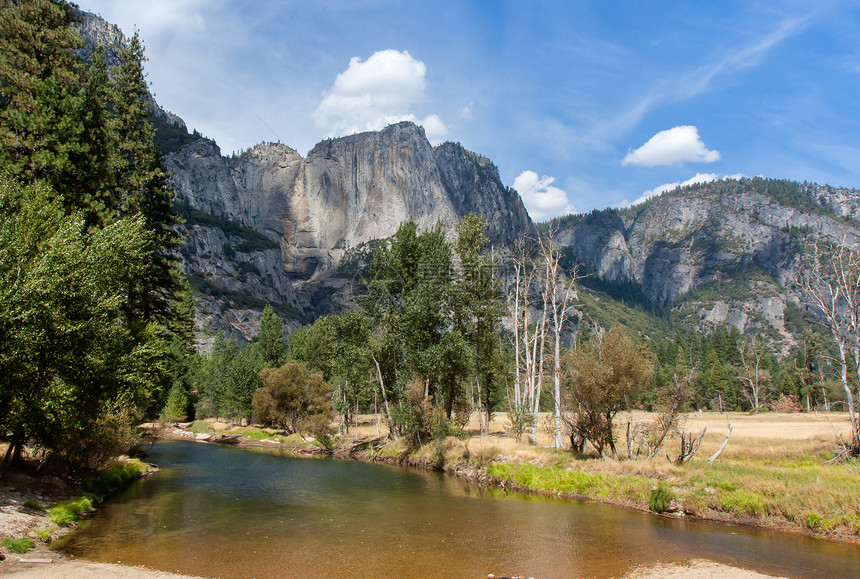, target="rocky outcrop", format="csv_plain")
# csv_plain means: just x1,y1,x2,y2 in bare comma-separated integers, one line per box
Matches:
75,10,187,130
163,122,535,339
434,142,535,245
555,178,860,343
